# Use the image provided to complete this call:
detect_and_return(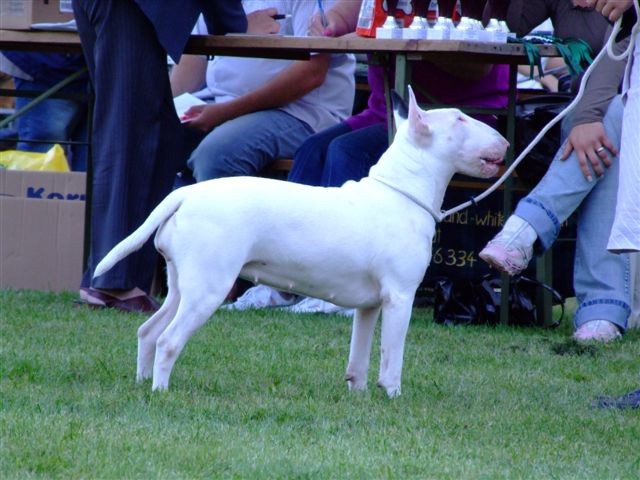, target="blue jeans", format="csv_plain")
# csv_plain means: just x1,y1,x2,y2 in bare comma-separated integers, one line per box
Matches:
515,96,631,331
13,78,88,171
187,109,314,181
288,122,388,187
